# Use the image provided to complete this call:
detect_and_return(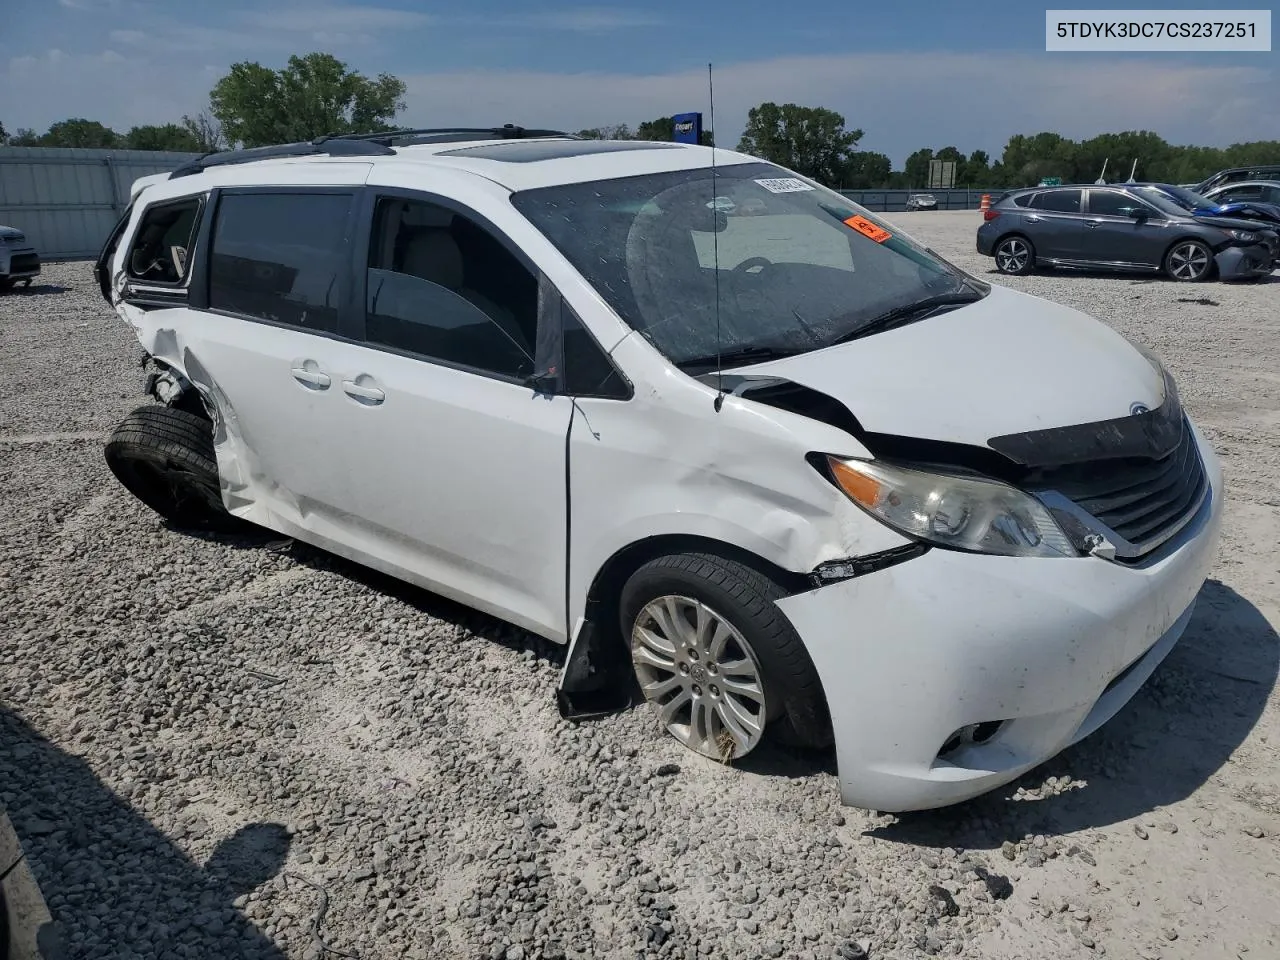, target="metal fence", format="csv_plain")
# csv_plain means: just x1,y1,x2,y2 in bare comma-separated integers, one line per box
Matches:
838,188,1004,212
0,146,200,261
